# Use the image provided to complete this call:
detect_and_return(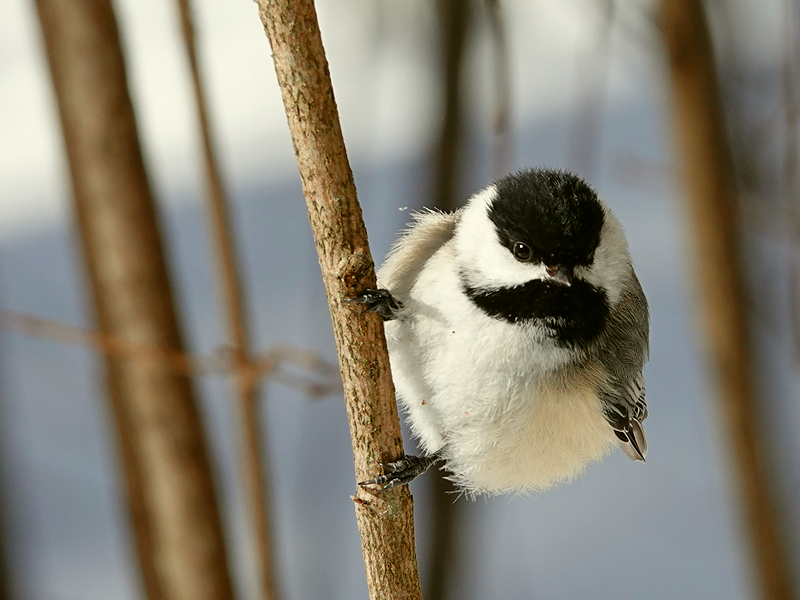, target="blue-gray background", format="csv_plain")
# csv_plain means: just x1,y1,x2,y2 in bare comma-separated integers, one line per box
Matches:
1,1,798,599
